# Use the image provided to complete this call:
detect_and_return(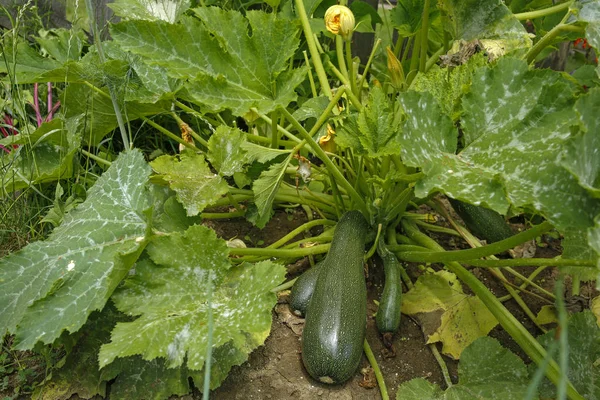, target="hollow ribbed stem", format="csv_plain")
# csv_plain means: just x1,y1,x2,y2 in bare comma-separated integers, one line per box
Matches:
395,221,552,263
294,0,332,98
266,219,335,249
419,0,431,72
514,1,572,20
143,117,198,151
401,221,584,400
228,243,330,257
278,107,368,215
357,38,382,93
363,339,389,400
